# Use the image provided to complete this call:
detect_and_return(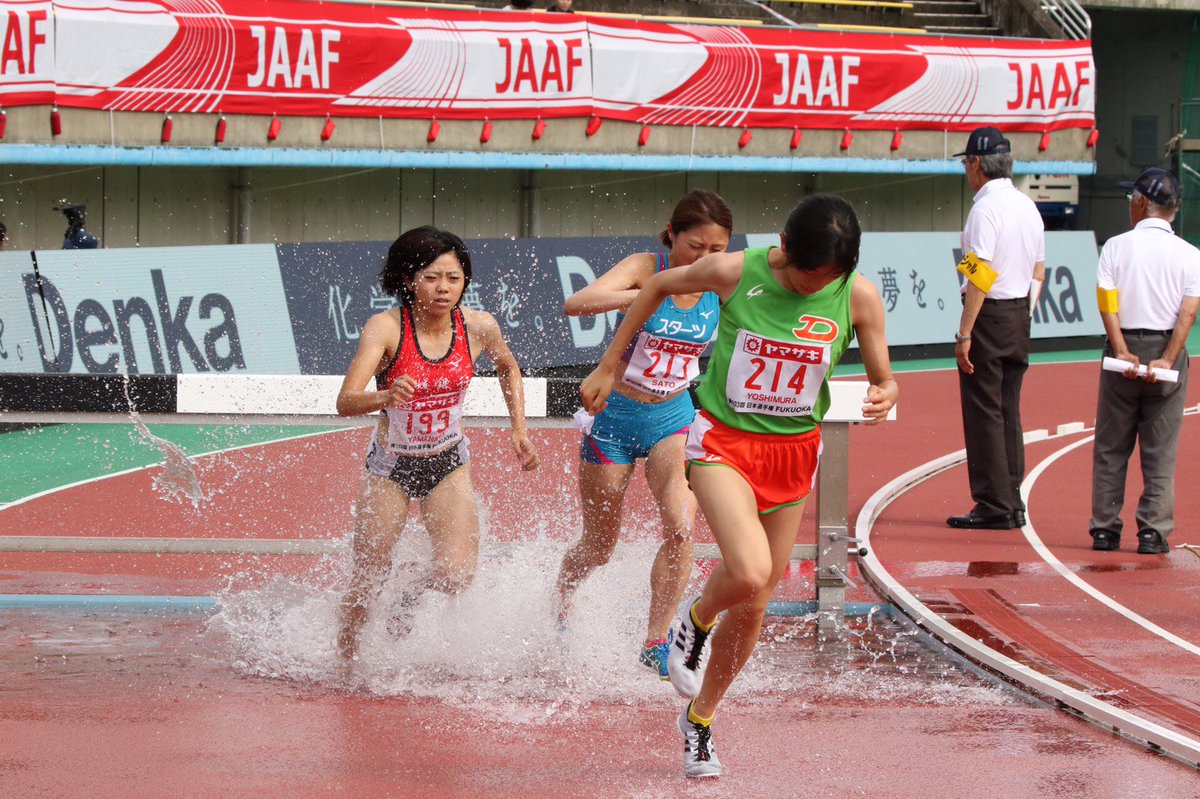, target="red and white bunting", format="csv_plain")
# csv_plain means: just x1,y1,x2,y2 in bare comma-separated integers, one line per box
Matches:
0,1,1095,133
